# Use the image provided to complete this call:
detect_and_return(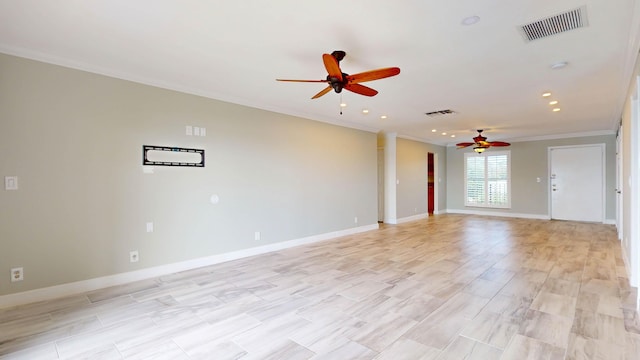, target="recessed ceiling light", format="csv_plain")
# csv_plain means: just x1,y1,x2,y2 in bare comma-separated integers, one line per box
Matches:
553,108,561,112
451,135,456,138
381,115,387,119
442,132,447,135
431,129,437,132
340,103,347,108
542,92,552,97
461,16,480,25
551,61,568,70
362,109,369,114
549,100,559,105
